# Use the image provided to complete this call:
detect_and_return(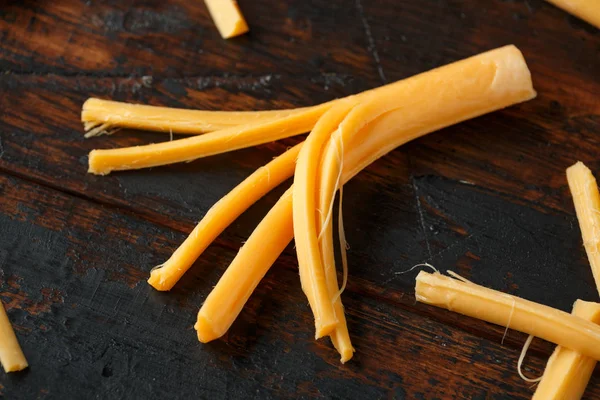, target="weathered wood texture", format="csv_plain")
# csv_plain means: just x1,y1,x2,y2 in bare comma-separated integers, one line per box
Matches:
0,0,598,398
